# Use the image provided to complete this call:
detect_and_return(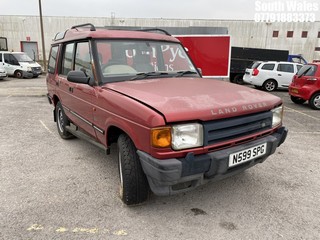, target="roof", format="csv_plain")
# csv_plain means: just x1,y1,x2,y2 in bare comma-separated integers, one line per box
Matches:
52,23,180,44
